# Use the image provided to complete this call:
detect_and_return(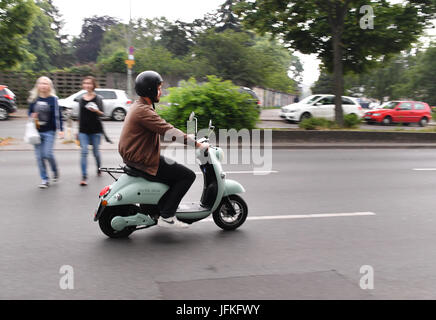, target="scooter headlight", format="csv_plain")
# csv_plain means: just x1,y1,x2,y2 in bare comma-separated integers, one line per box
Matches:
215,147,224,162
